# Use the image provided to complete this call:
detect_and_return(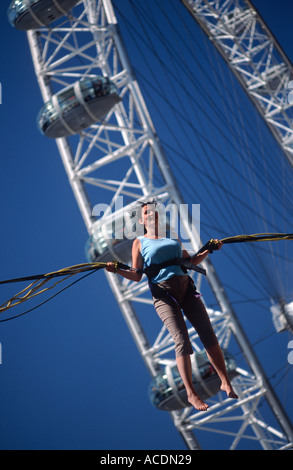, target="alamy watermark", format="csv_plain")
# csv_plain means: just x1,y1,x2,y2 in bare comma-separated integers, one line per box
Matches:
288,340,293,365
91,196,201,246
287,80,293,104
